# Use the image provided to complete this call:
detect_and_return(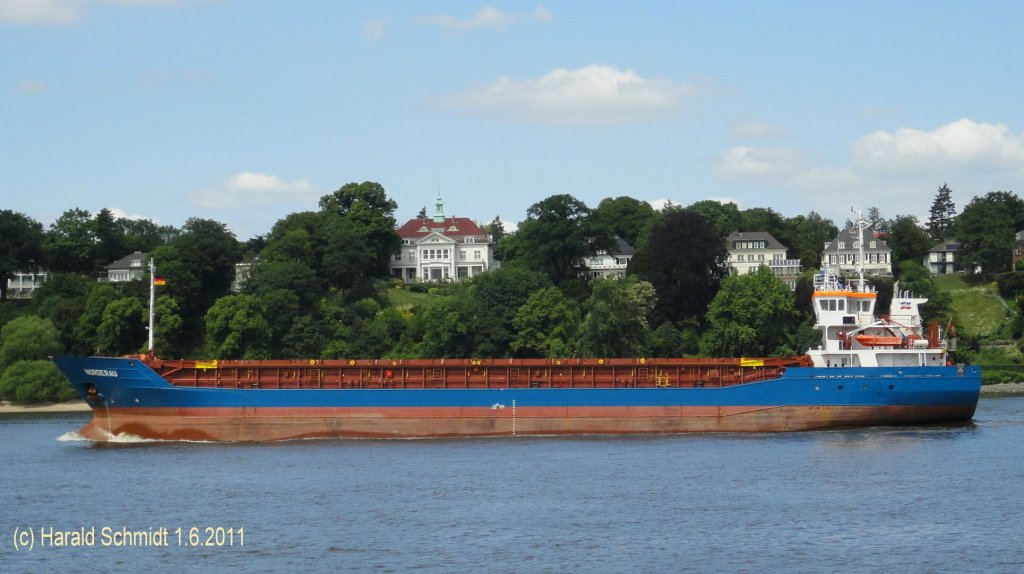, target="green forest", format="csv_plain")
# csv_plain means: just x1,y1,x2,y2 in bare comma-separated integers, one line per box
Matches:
2,182,1024,403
